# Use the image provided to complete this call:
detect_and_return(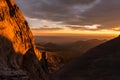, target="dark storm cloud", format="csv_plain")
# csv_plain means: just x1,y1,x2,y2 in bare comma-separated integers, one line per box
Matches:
77,0,120,29
15,0,100,20
15,0,120,30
